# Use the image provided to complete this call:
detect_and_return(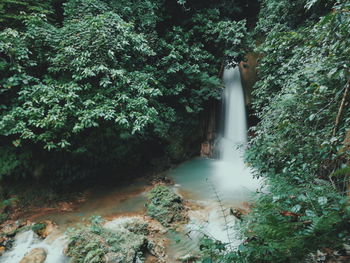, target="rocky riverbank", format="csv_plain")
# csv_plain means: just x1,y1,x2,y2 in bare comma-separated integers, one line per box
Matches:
0,183,193,263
